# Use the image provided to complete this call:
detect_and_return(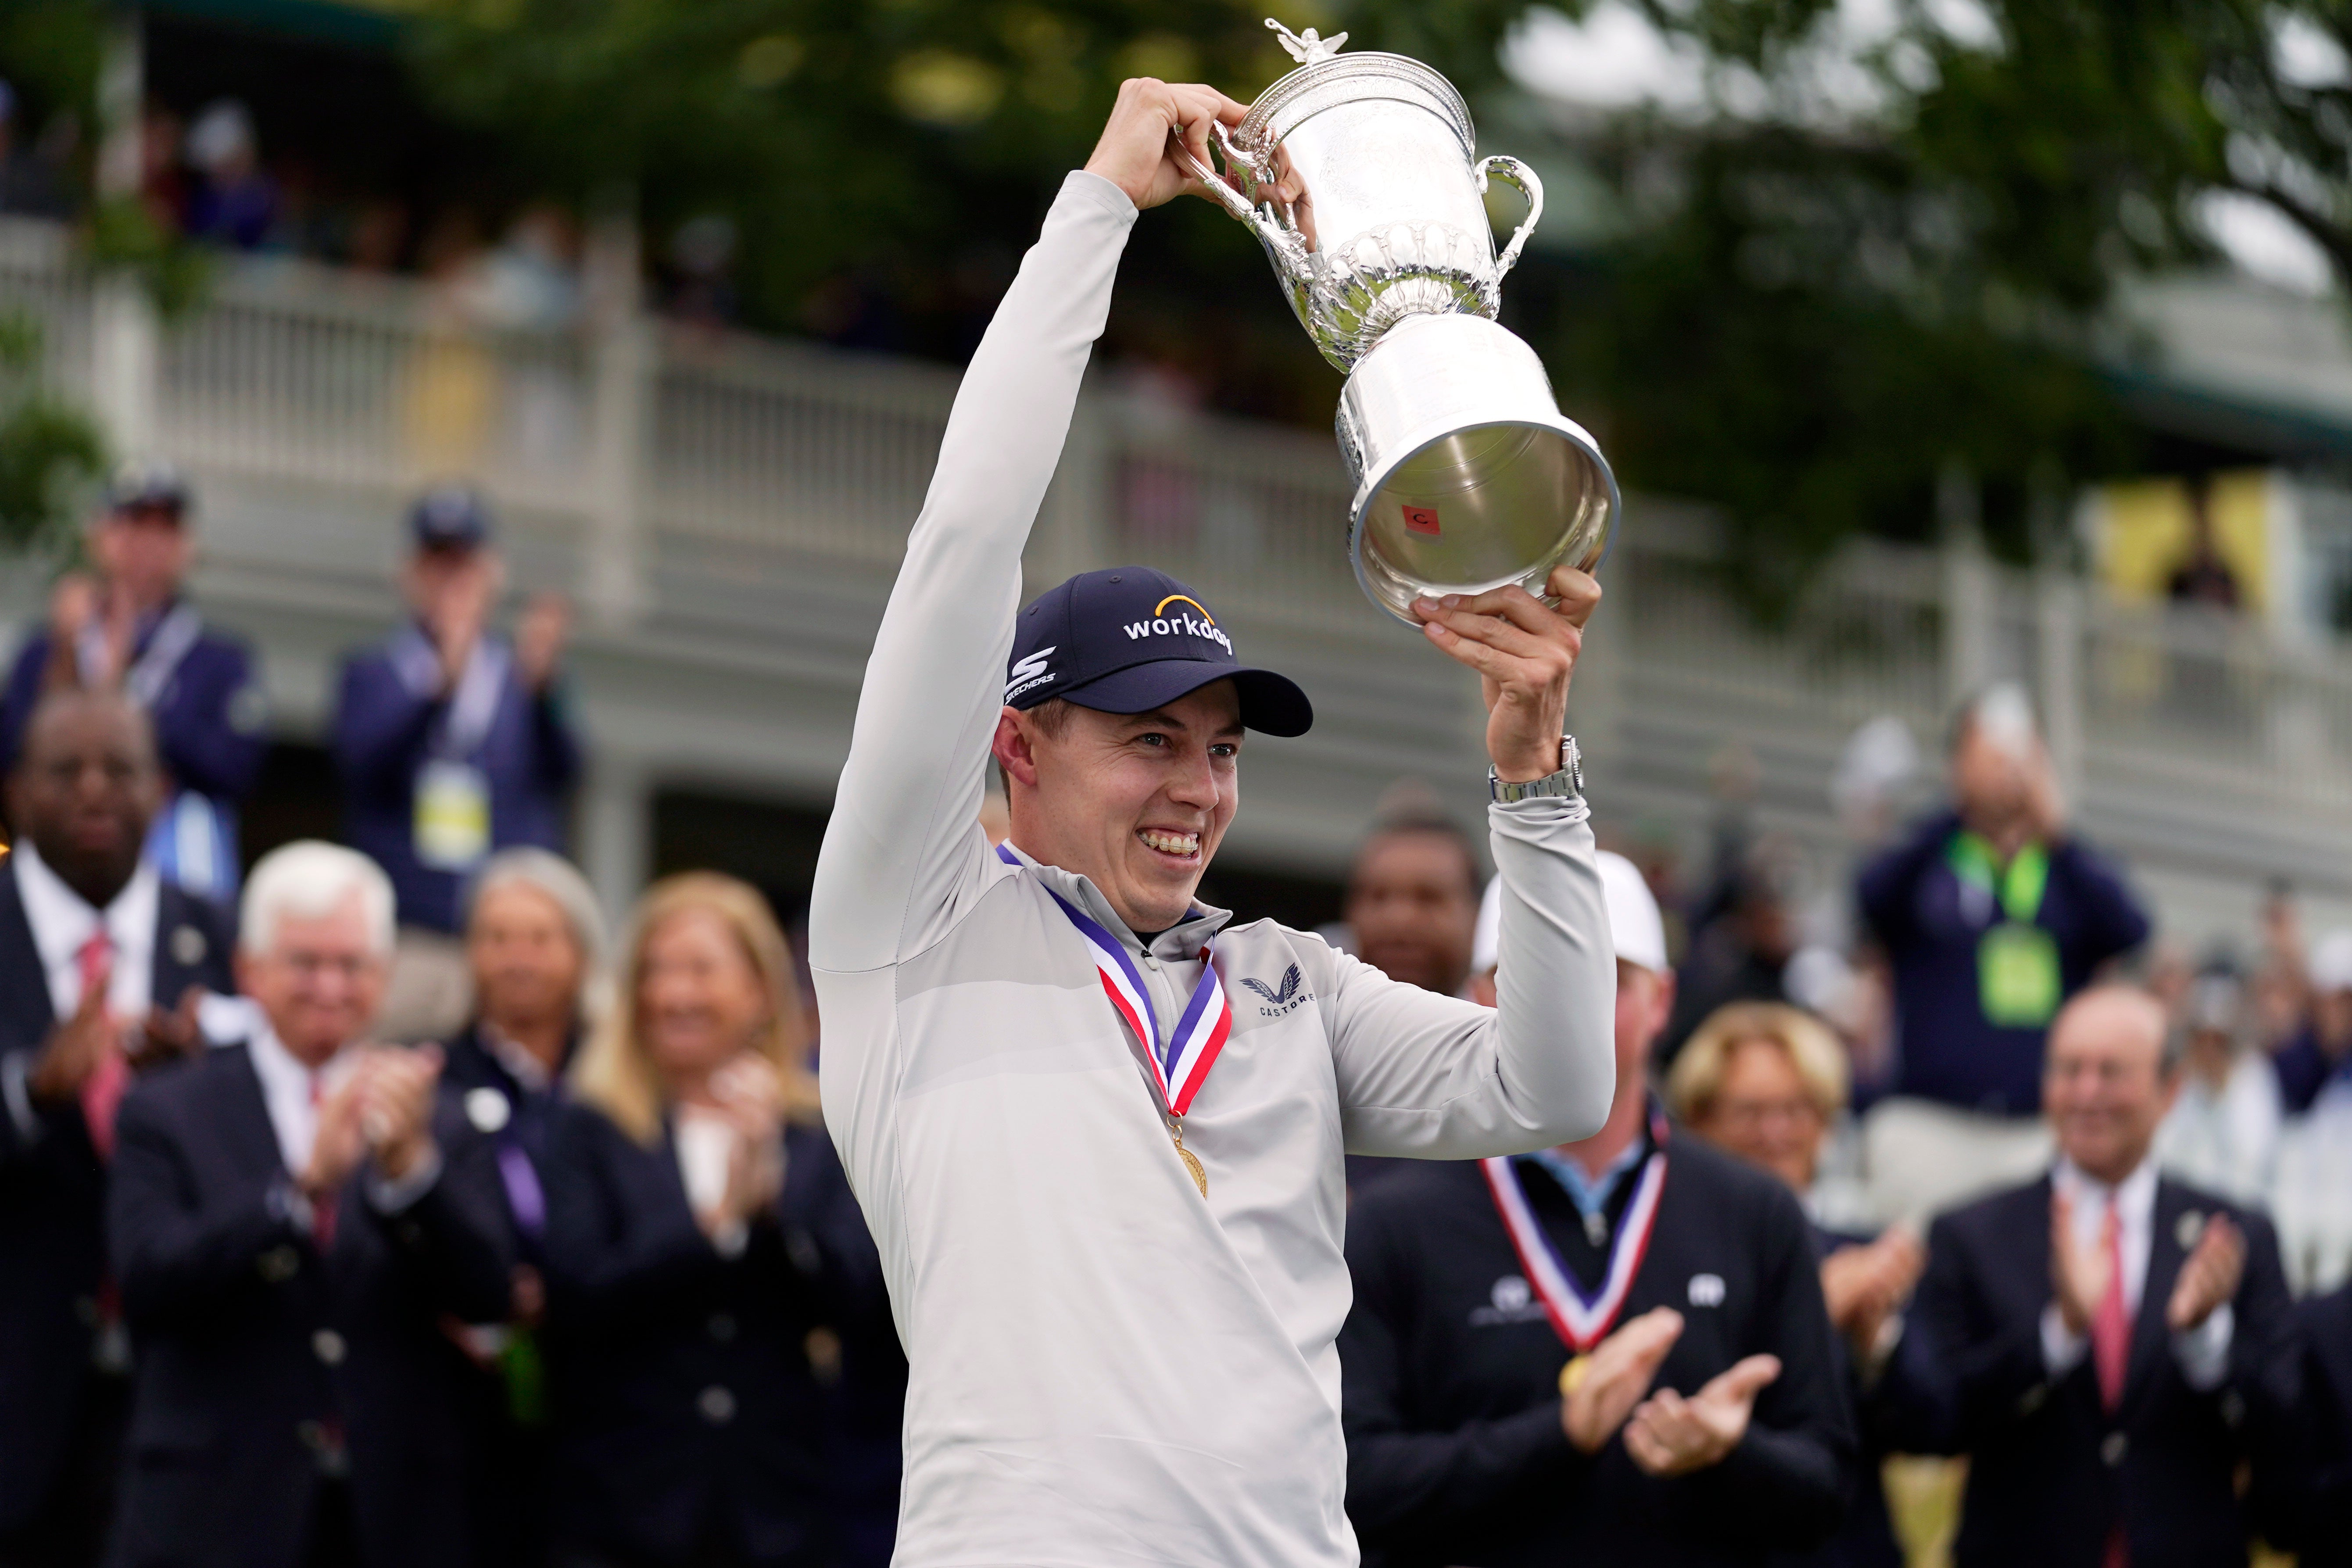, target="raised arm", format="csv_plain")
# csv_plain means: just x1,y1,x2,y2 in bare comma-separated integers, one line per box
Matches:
1329,571,1617,1155
810,81,1242,974
1328,798,1615,1156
